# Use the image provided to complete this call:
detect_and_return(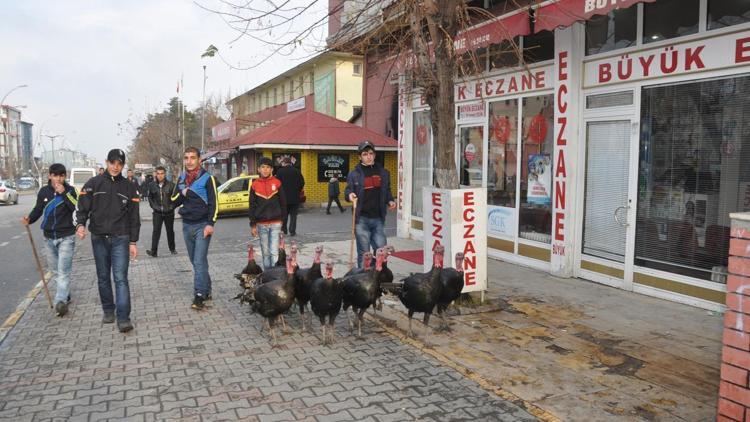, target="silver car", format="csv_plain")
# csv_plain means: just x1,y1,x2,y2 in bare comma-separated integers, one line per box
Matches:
0,180,19,205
